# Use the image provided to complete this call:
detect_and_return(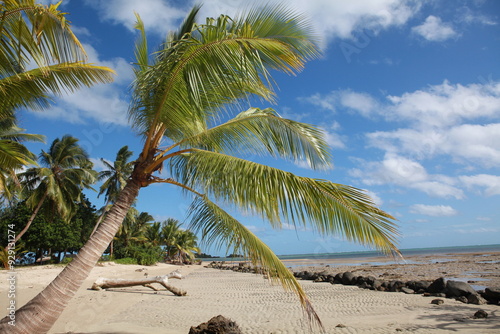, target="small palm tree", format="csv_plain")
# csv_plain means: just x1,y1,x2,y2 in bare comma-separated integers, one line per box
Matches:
2,5,400,332
173,229,200,264
92,146,134,234
145,221,162,246
13,136,96,248
161,218,182,260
